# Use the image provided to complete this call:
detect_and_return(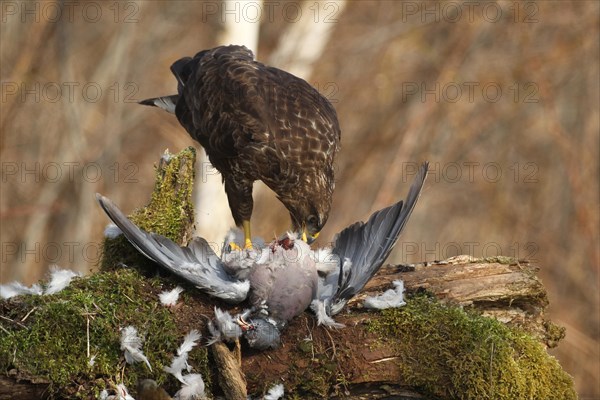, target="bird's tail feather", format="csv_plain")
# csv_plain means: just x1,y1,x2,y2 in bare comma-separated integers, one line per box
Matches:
138,95,178,114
